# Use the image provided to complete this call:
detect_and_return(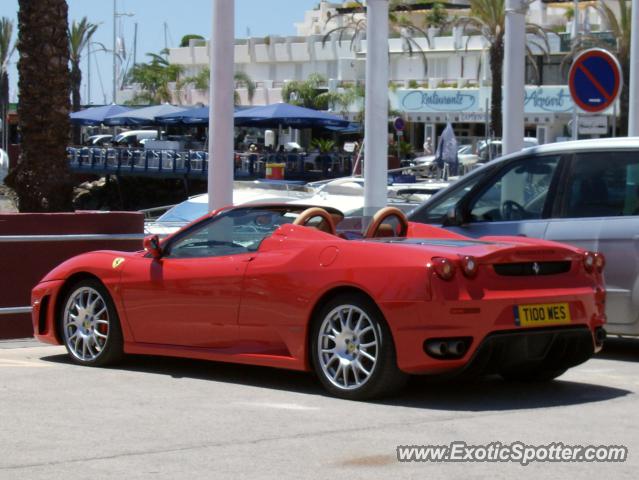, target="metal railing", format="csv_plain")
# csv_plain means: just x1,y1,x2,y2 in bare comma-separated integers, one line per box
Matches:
0,232,144,317
67,147,355,179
